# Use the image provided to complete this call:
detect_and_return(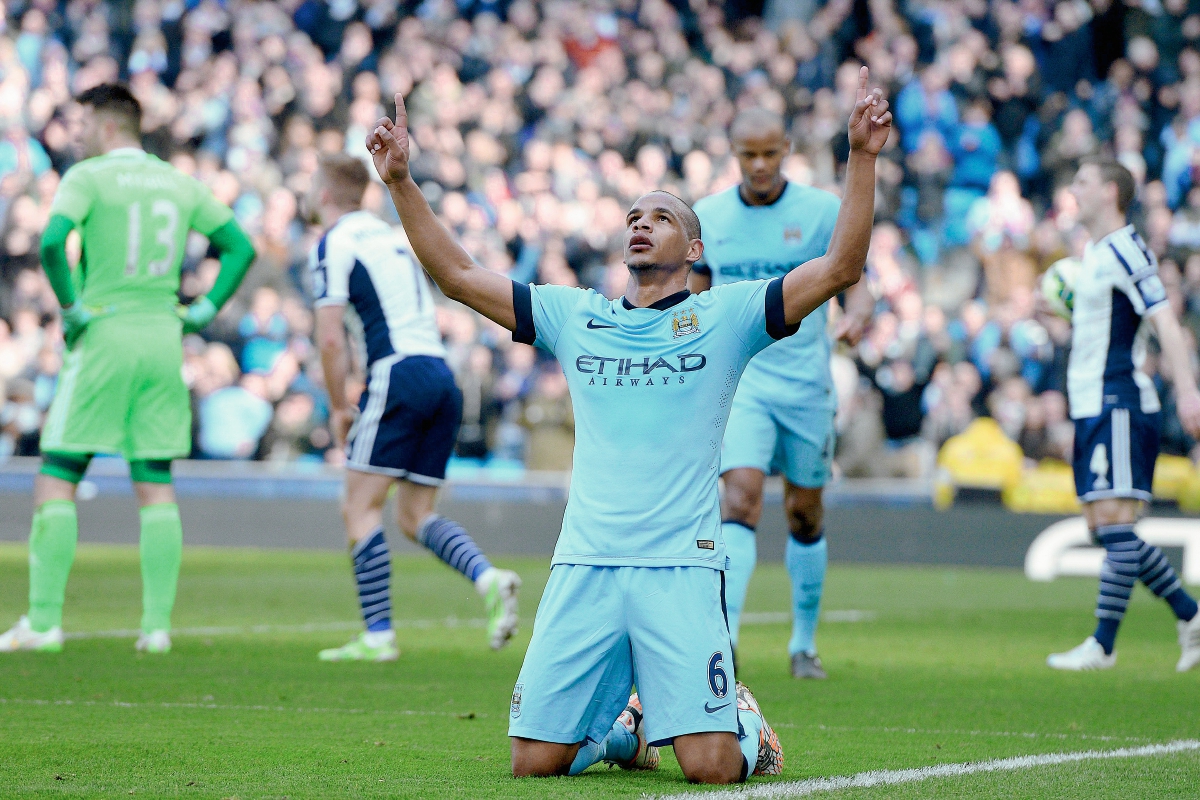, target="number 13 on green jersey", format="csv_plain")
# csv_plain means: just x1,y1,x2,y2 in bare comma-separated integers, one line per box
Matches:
49,148,234,317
